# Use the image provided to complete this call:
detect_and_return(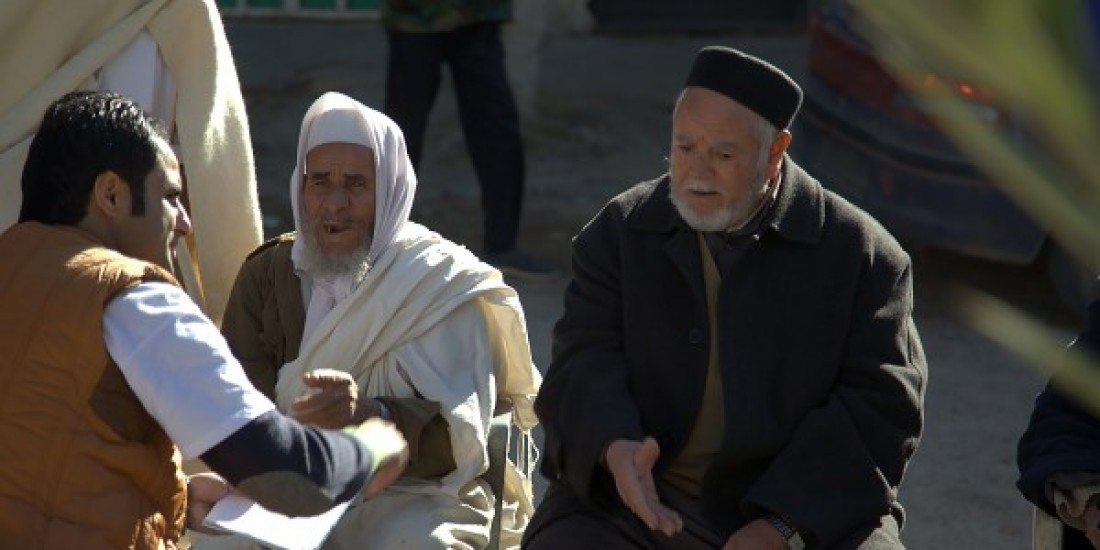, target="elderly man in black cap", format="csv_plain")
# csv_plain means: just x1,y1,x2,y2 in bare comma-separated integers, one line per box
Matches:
523,46,927,549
